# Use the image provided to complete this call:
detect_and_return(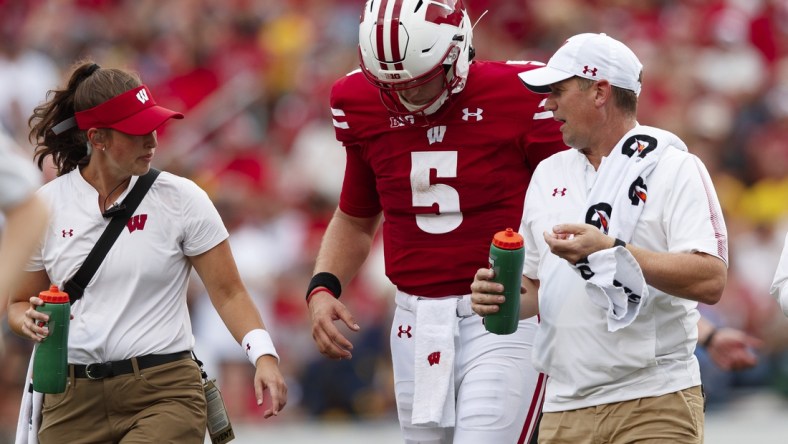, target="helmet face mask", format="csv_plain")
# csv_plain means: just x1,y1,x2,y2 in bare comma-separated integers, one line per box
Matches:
359,0,474,118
